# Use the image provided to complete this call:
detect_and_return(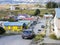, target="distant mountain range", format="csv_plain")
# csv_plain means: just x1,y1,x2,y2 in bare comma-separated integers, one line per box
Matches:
0,0,60,4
